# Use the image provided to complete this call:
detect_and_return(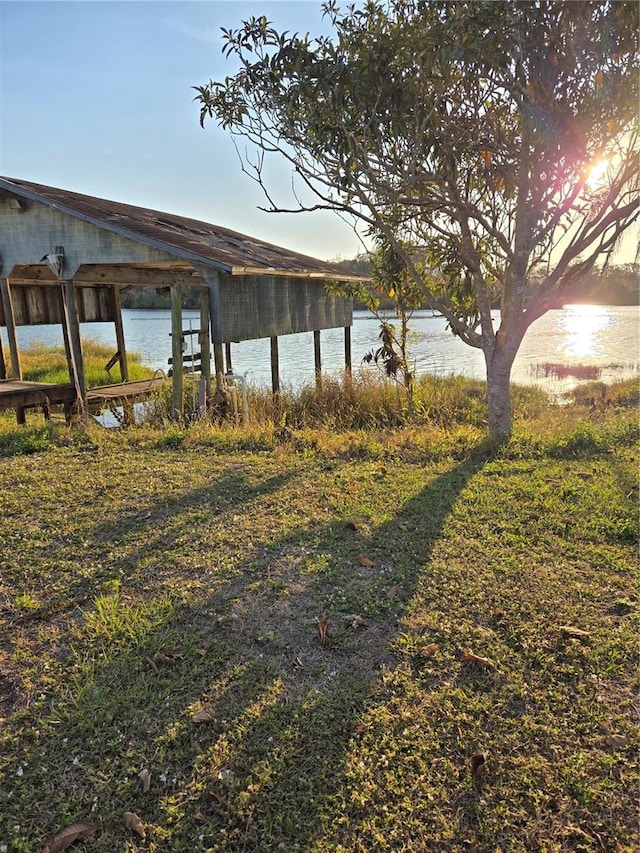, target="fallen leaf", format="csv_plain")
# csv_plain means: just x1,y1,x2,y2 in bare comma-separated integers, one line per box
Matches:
605,733,629,748
417,643,439,657
192,707,216,723
42,822,99,853
138,768,151,792
123,812,146,841
356,554,378,567
351,614,369,627
318,615,329,644
156,647,183,667
558,625,590,640
197,641,217,656
205,789,225,805
387,585,399,599
462,651,498,672
193,810,205,822
470,752,487,777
